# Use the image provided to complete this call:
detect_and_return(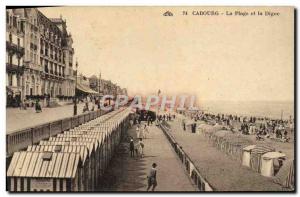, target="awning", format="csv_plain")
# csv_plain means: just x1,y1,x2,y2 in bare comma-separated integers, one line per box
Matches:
76,83,99,95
